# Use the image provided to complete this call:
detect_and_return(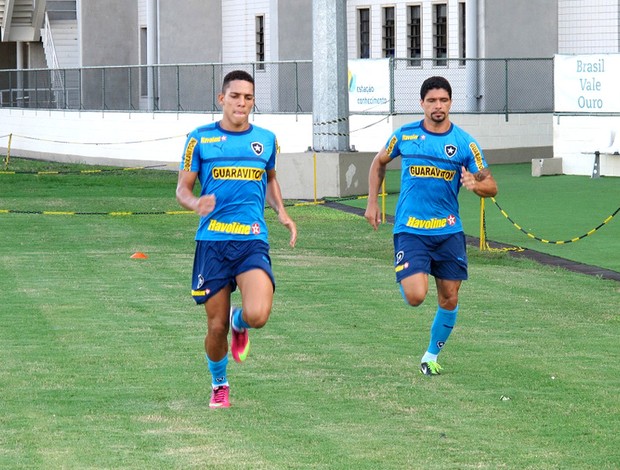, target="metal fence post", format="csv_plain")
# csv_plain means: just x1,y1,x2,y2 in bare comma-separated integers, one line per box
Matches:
504,59,509,122
62,69,66,109
128,67,132,110
211,64,216,113
153,65,161,111
176,65,182,111
48,69,52,108
101,68,106,111
389,57,395,115
295,62,301,113
79,68,83,110
34,70,38,108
